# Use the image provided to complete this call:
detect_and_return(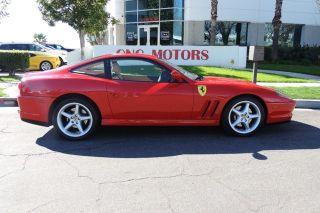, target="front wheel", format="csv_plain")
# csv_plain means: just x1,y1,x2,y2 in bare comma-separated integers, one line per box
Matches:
52,98,99,140
221,97,265,136
40,61,53,71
